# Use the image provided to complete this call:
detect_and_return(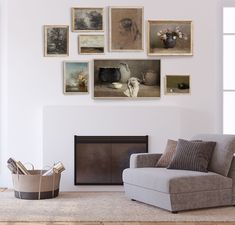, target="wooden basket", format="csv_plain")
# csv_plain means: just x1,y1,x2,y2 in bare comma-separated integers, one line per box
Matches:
12,170,61,200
